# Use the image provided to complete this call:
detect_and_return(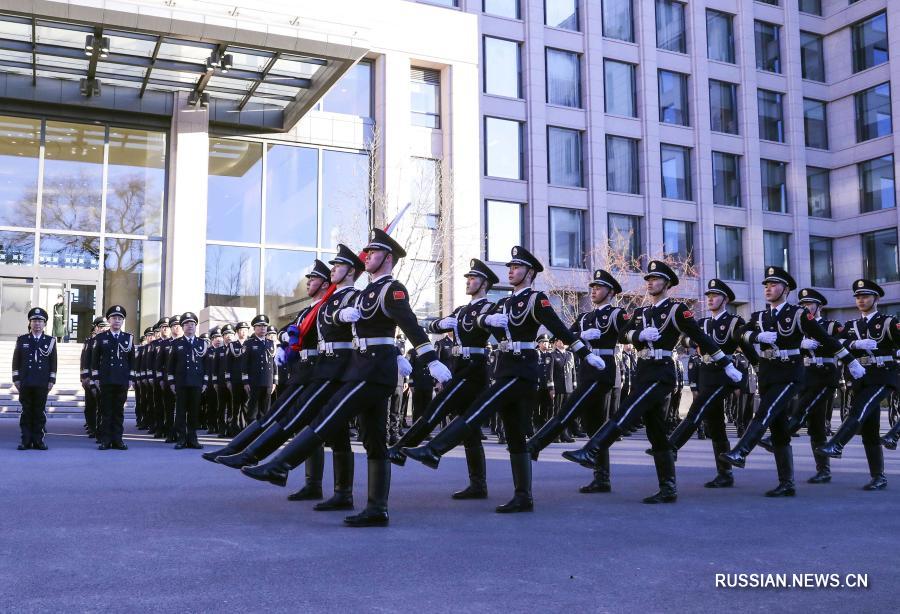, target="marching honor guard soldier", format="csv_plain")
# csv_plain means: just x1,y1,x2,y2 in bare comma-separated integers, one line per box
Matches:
387,258,499,500
404,246,602,513
562,261,743,503
241,229,453,527
80,317,108,440
241,315,276,425
719,267,865,496
12,307,57,450
225,321,250,434
91,305,135,450
167,312,208,450
818,279,899,489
